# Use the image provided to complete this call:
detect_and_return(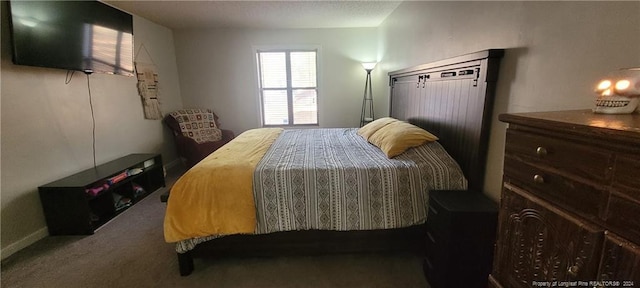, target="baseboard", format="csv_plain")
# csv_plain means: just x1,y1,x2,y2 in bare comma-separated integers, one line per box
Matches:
1,227,48,260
